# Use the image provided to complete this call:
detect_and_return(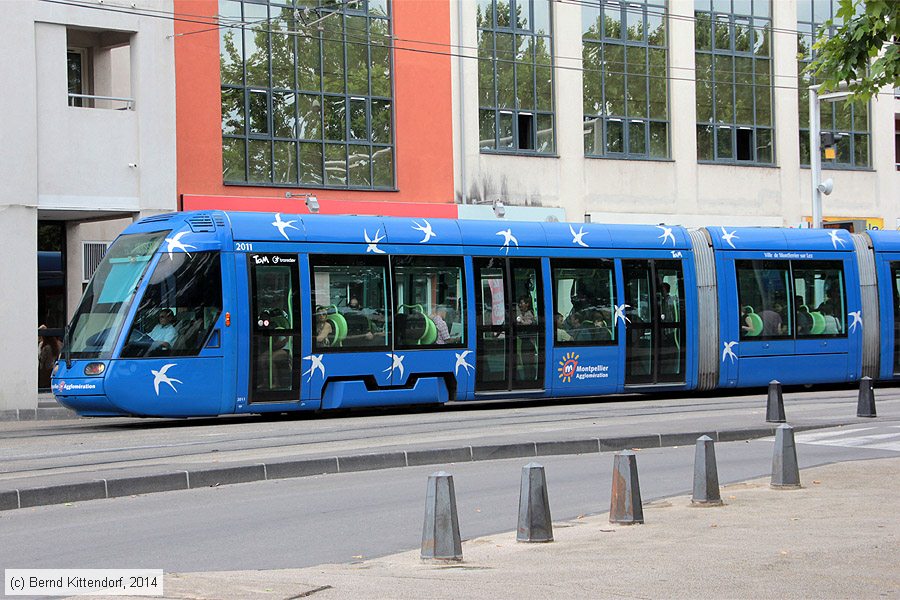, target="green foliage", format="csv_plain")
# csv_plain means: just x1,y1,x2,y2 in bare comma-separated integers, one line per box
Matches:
807,0,900,101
